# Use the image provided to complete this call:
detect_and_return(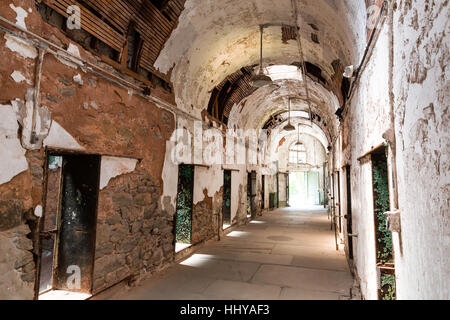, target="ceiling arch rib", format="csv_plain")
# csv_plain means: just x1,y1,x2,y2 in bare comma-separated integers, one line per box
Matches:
227,77,340,138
